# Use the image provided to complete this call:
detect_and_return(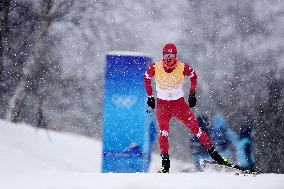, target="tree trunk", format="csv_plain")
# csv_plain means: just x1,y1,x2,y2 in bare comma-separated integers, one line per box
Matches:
0,0,10,83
